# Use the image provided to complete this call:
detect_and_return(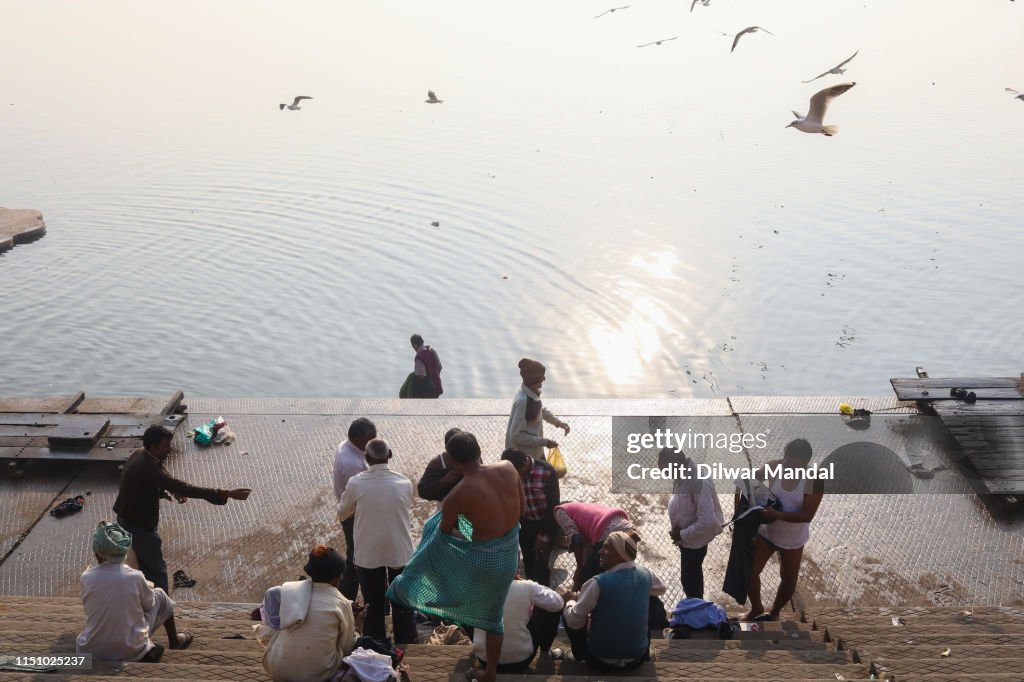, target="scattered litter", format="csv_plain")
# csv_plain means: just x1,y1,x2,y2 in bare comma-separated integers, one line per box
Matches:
940,647,951,657
50,495,86,518
431,221,440,227
891,616,905,626
835,674,846,681
173,569,197,588
961,610,973,616
222,634,246,639
240,451,249,456
188,416,227,446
